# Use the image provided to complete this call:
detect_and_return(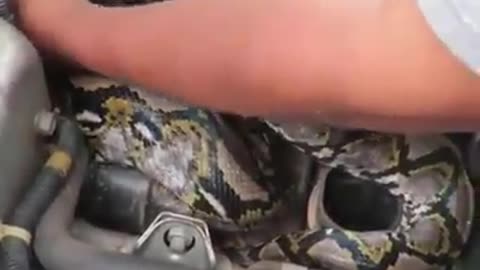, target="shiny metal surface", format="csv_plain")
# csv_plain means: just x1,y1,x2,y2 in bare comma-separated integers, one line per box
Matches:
135,211,216,270
0,18,51,219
